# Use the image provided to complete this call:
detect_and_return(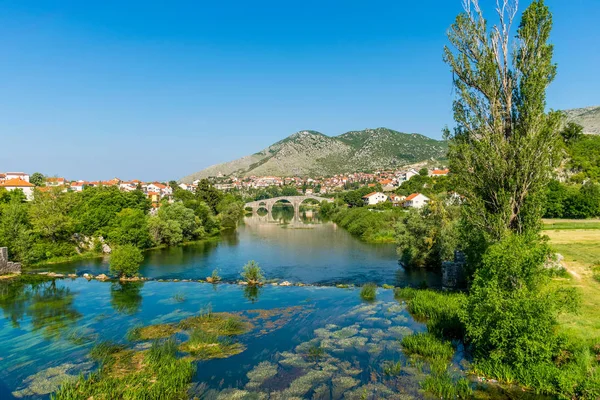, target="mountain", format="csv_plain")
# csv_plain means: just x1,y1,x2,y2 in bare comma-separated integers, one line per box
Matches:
181,128,447,181
564,106,600,135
